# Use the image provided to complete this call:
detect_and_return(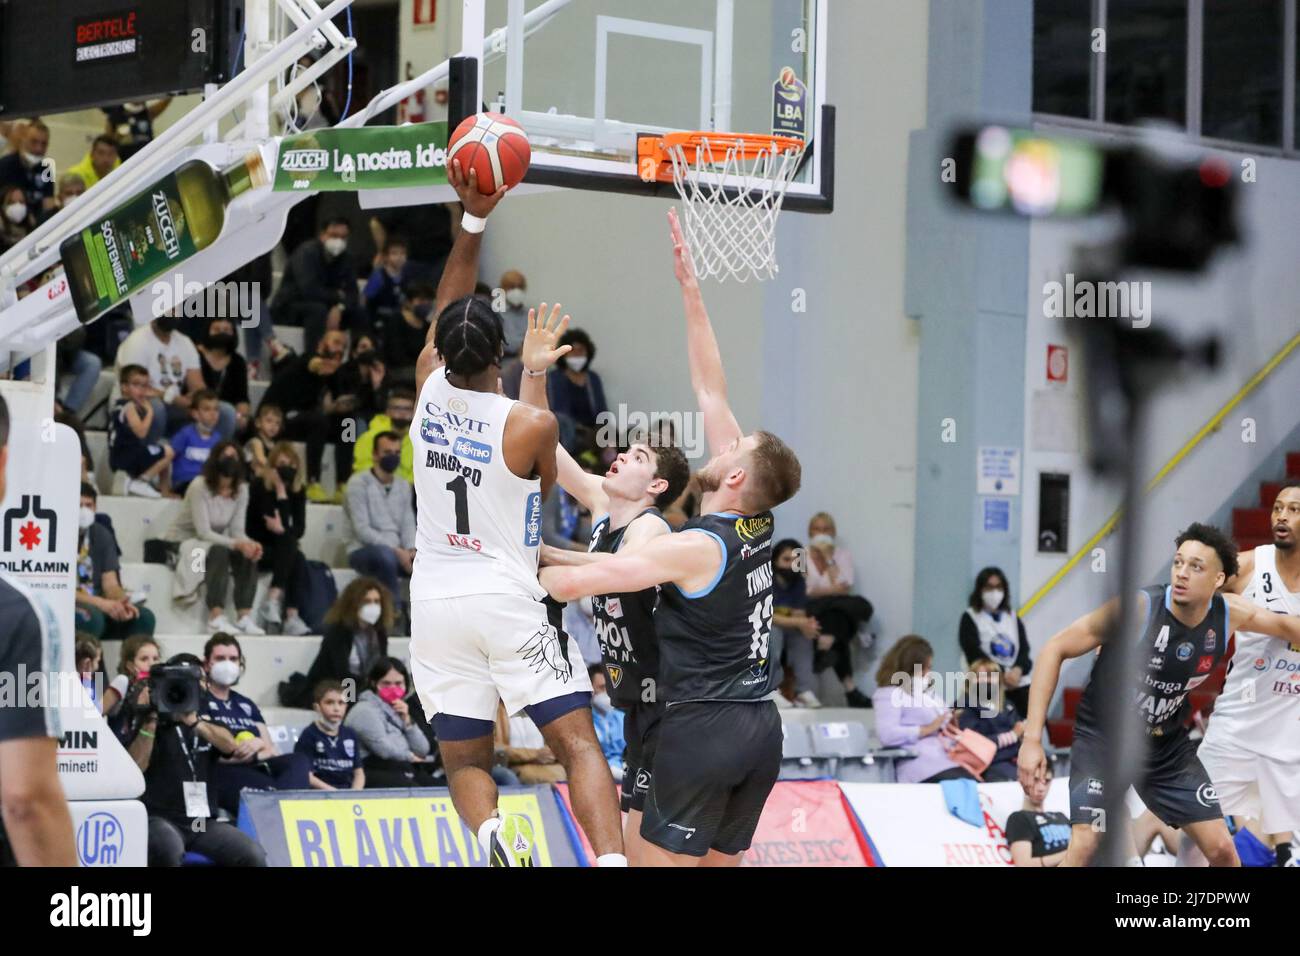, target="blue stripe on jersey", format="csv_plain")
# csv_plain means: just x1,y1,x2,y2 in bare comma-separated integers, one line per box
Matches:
1164,585,1172,613
679,528,727,598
